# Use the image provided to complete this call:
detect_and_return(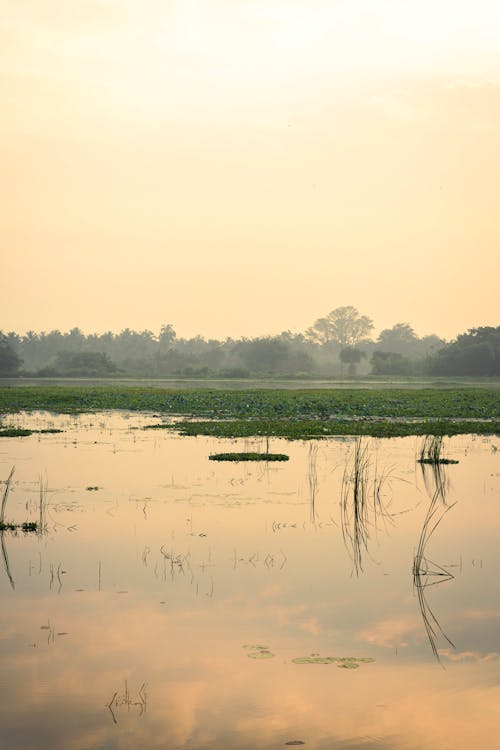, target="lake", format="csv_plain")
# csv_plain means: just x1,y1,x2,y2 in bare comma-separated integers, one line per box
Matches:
0,411,499,749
